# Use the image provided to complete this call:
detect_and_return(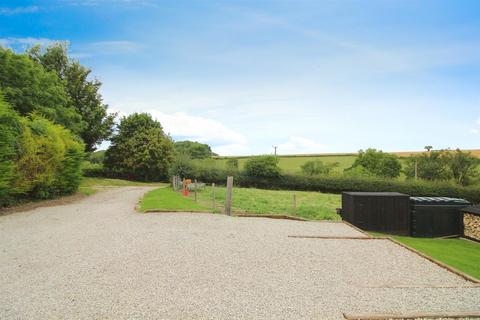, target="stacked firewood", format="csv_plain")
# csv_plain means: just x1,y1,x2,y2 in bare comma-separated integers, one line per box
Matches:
464,213,480,241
